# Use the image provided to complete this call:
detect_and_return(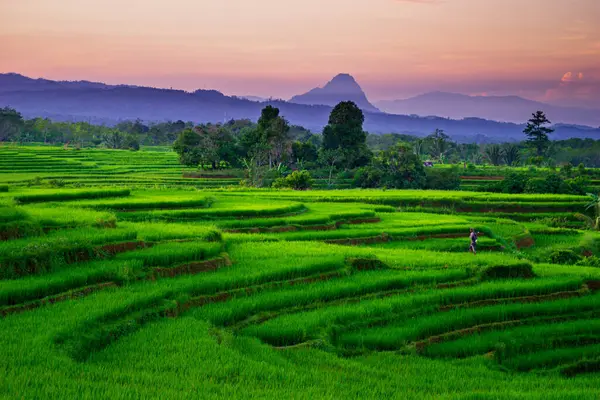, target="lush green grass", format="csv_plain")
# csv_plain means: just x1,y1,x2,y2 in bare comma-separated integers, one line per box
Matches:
12,188,131,204
194,268,471,326
422,319,600,360
115,241,223,267
116,199,306,221
1,147,599,398
335,290,598,351
0,259,142,307
25,205,117,228
70,193,212,210
0,227,137,278
120,221,222,242
242,277,587,346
